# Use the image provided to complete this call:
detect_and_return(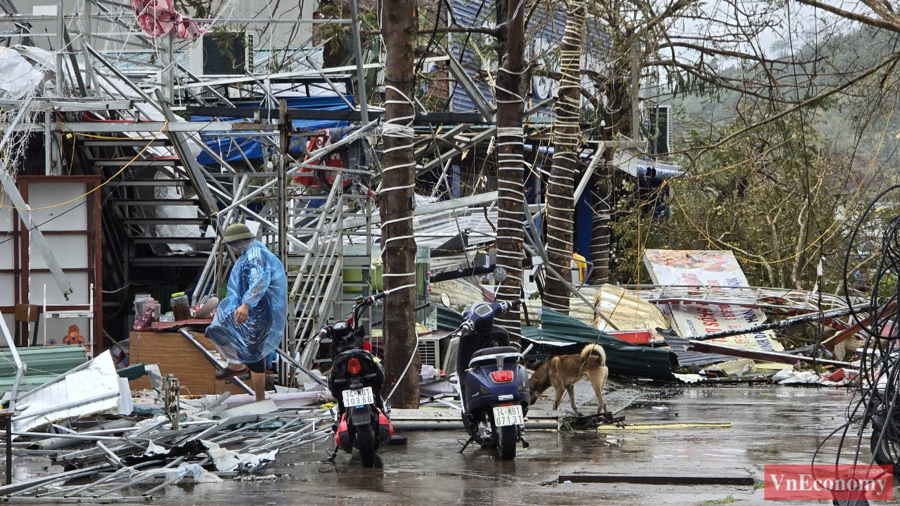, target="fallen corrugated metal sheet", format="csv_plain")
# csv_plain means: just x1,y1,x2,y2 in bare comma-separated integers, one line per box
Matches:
13,351,132,433
437,305,464,331
0,345,88,395
523,309,677,380
592,284,669,340
659,332,735,368
438,305,676,379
